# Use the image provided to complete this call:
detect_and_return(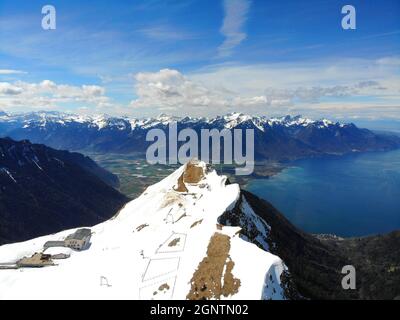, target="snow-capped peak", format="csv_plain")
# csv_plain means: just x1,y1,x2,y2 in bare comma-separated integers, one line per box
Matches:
0,110,350,133
320,119,334,128
222,112,252,129
0,160,287,300
156,113,182,123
